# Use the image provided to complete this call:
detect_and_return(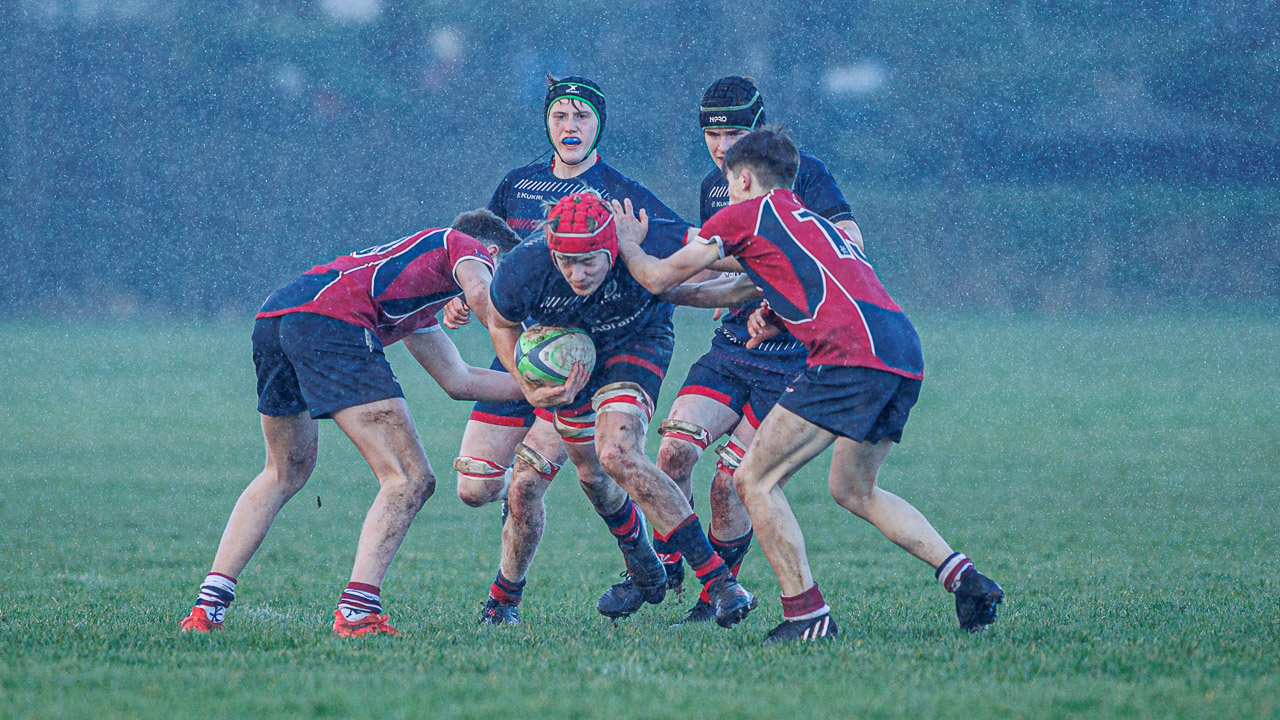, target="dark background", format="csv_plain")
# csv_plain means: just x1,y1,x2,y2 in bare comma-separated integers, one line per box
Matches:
4,0,1277,317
